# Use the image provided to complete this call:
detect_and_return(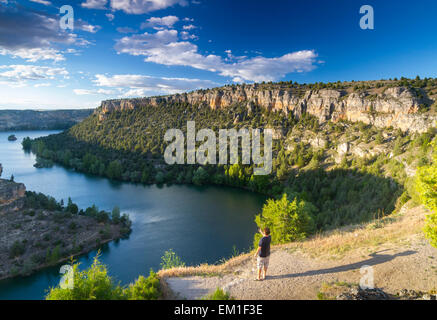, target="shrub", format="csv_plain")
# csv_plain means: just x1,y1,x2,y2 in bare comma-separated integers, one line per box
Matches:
203,288,232,300
125,272,160,300
46,254,161,300
160,249,185,270
253,194,315,247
